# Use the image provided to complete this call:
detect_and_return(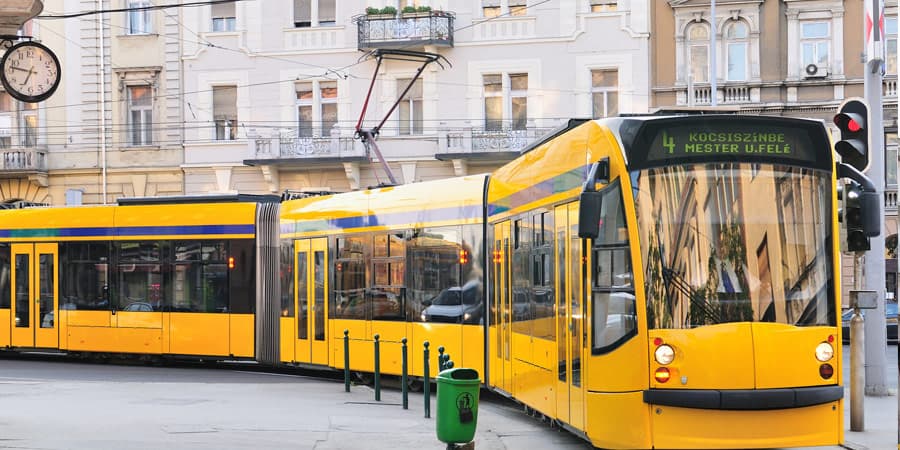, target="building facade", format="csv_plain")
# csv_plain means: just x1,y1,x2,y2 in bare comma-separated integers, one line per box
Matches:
651,0,899,304
178,0,651,194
